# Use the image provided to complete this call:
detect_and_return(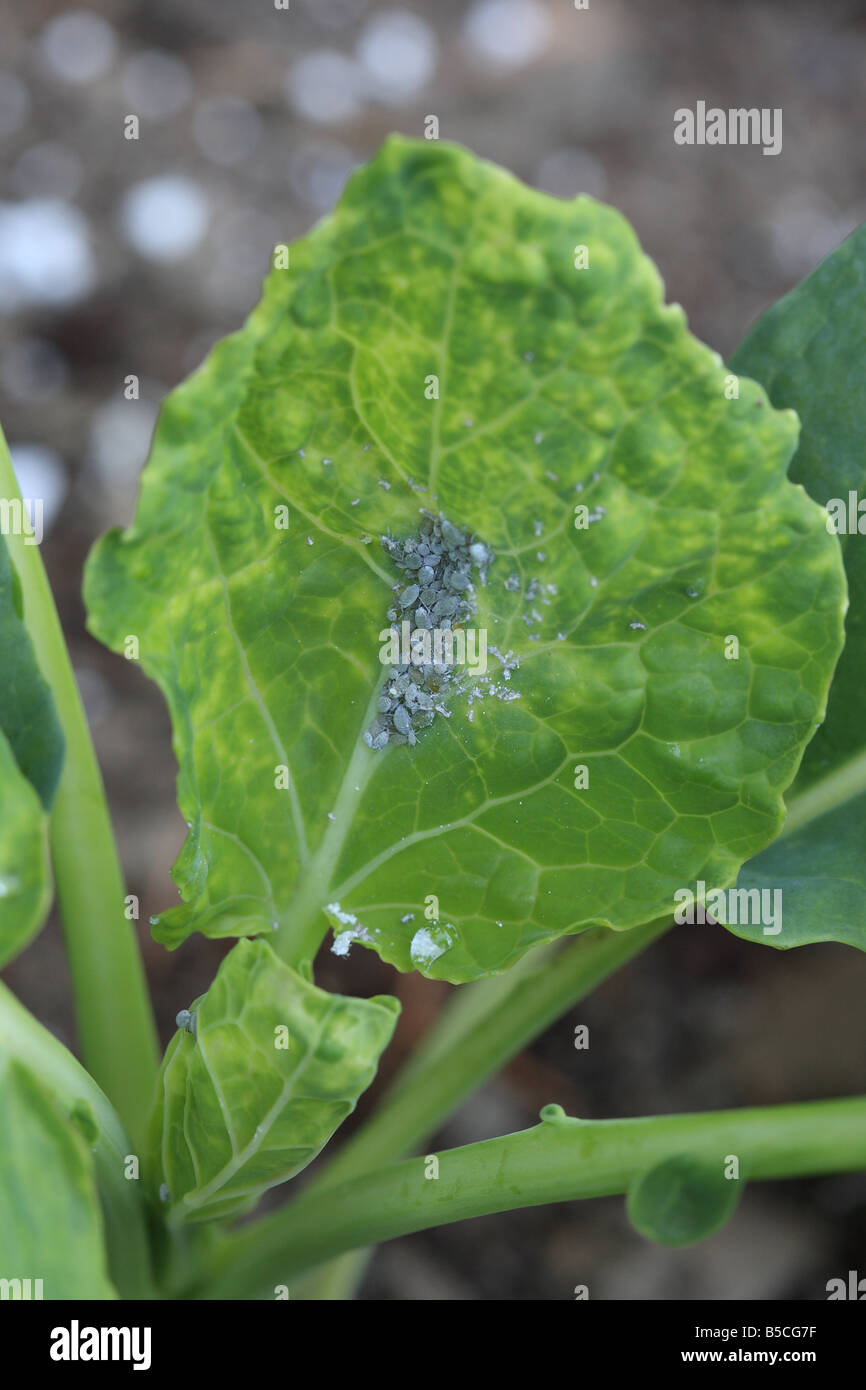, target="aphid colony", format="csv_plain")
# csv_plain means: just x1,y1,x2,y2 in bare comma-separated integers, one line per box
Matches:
364,511,492,750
